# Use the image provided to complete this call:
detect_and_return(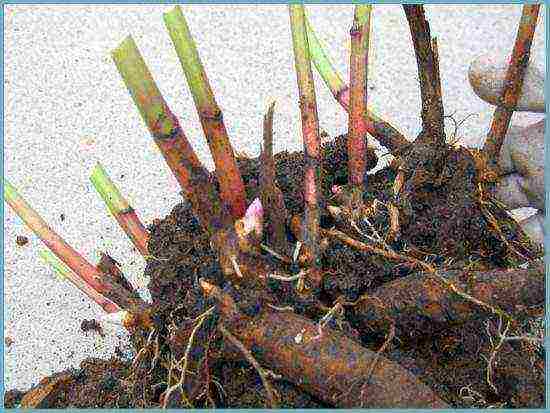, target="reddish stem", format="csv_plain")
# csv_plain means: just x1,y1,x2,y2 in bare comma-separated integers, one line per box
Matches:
5,181,119,313
164,7,247,220
289,4,323,286
348,5,372,187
